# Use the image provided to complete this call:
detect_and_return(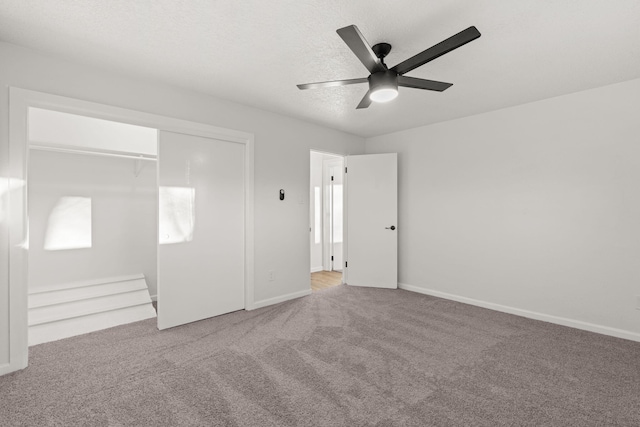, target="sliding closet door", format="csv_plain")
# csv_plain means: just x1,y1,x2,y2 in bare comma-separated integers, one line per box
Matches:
157,131,244,330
